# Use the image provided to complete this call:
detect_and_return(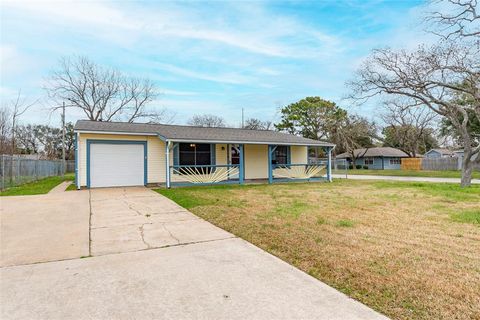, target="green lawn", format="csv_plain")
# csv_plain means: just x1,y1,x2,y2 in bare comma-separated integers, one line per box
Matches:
0,174,74,196
333,169,480,179
157,180,480,320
